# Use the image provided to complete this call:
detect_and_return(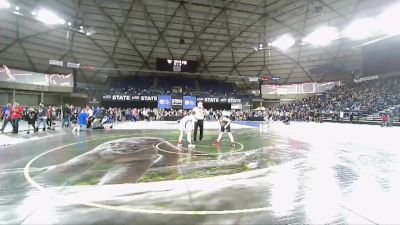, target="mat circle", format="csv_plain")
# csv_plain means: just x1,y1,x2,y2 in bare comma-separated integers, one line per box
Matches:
155,139,244,156
24,134,271,215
